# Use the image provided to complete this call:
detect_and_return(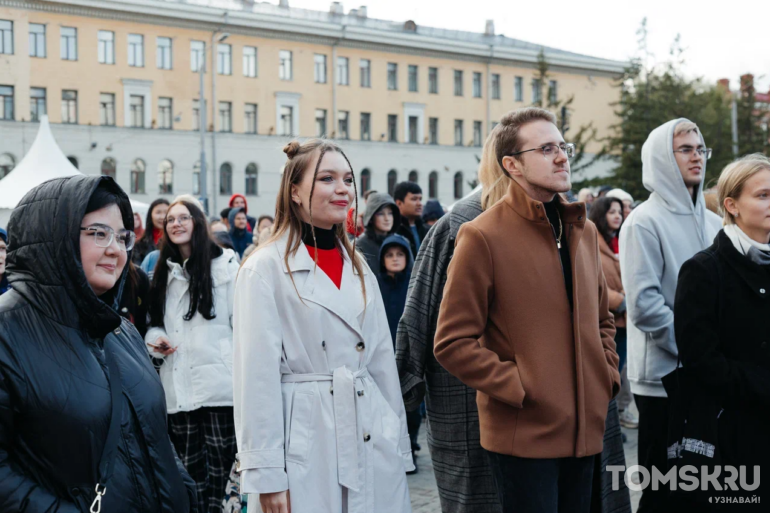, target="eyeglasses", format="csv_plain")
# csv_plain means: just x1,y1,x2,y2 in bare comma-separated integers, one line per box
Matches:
673,147,712,160
508,143,576,160
166,214,193,226
80,226,136,251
